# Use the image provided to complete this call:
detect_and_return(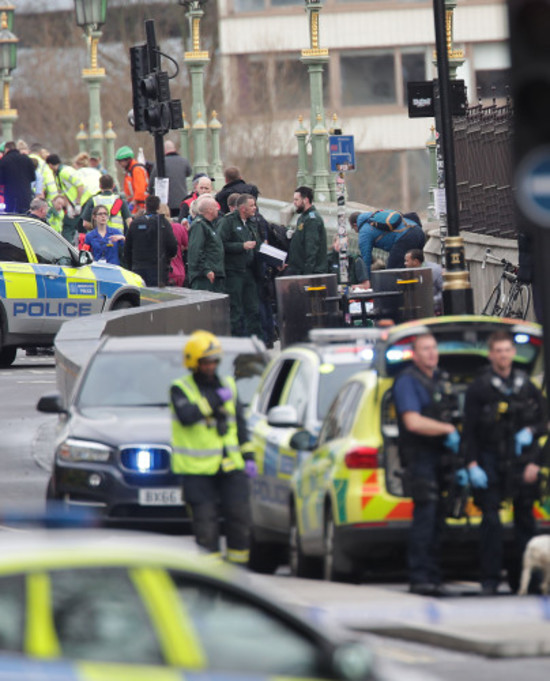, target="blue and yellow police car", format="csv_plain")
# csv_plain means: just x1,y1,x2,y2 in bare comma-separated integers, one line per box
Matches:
0,526,380,681
0,215,143,366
